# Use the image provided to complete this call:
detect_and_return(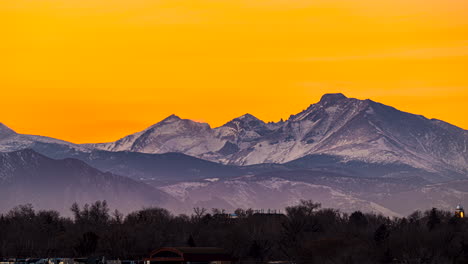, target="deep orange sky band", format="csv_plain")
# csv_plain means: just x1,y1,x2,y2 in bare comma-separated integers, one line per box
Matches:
1,0,467,143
